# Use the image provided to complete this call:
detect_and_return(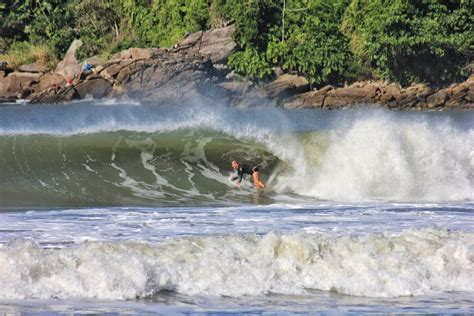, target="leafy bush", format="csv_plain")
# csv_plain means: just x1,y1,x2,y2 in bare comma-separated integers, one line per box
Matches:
342,0,474,86
266,0,350,85
228,47,273,80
